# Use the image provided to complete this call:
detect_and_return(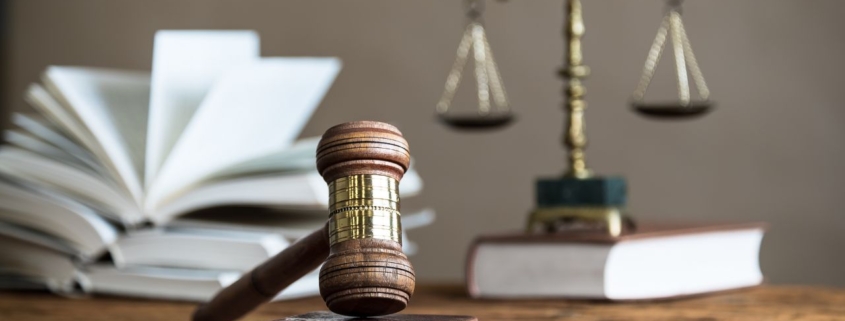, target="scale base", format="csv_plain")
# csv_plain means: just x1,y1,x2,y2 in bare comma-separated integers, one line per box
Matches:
527,206,634,237
529,176,633,236
279,311,477,321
